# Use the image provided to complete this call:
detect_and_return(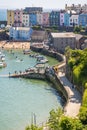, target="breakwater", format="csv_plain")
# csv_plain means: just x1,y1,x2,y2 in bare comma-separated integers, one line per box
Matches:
30,46,68,101
9,45,68,103
30,46,64,62
6,46,68,106
9,72,45,80
45,68,68,103
9,68,68,103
